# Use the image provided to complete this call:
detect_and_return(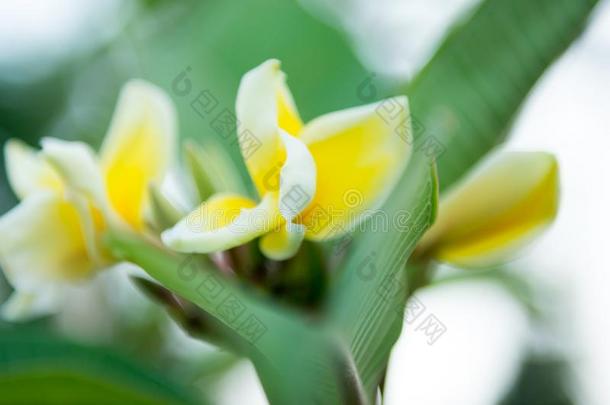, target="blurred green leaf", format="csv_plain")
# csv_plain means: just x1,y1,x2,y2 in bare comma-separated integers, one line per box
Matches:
0,72,73,214
407,0,600,192
184,141,221,203
0,329,201,405
500,355,575,405
148,184,185,231
183,140,247,202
